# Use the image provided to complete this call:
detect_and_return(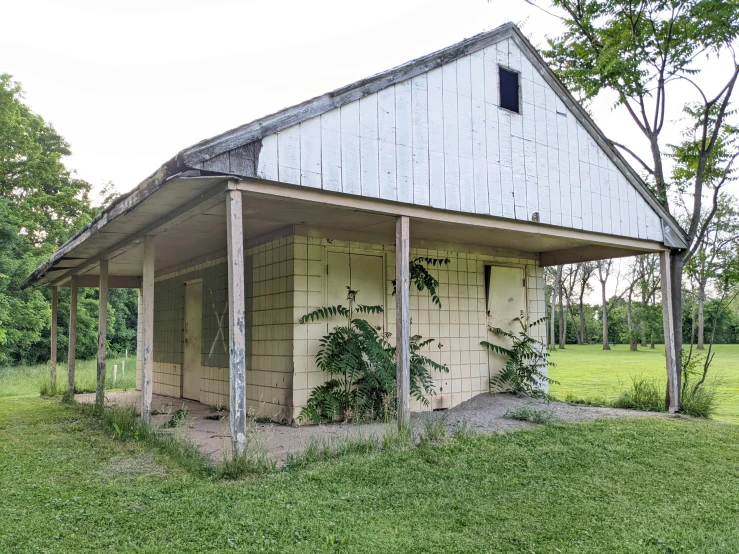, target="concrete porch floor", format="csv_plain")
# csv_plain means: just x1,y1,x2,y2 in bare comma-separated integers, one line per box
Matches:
75,391,388,465
75,391,665,466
